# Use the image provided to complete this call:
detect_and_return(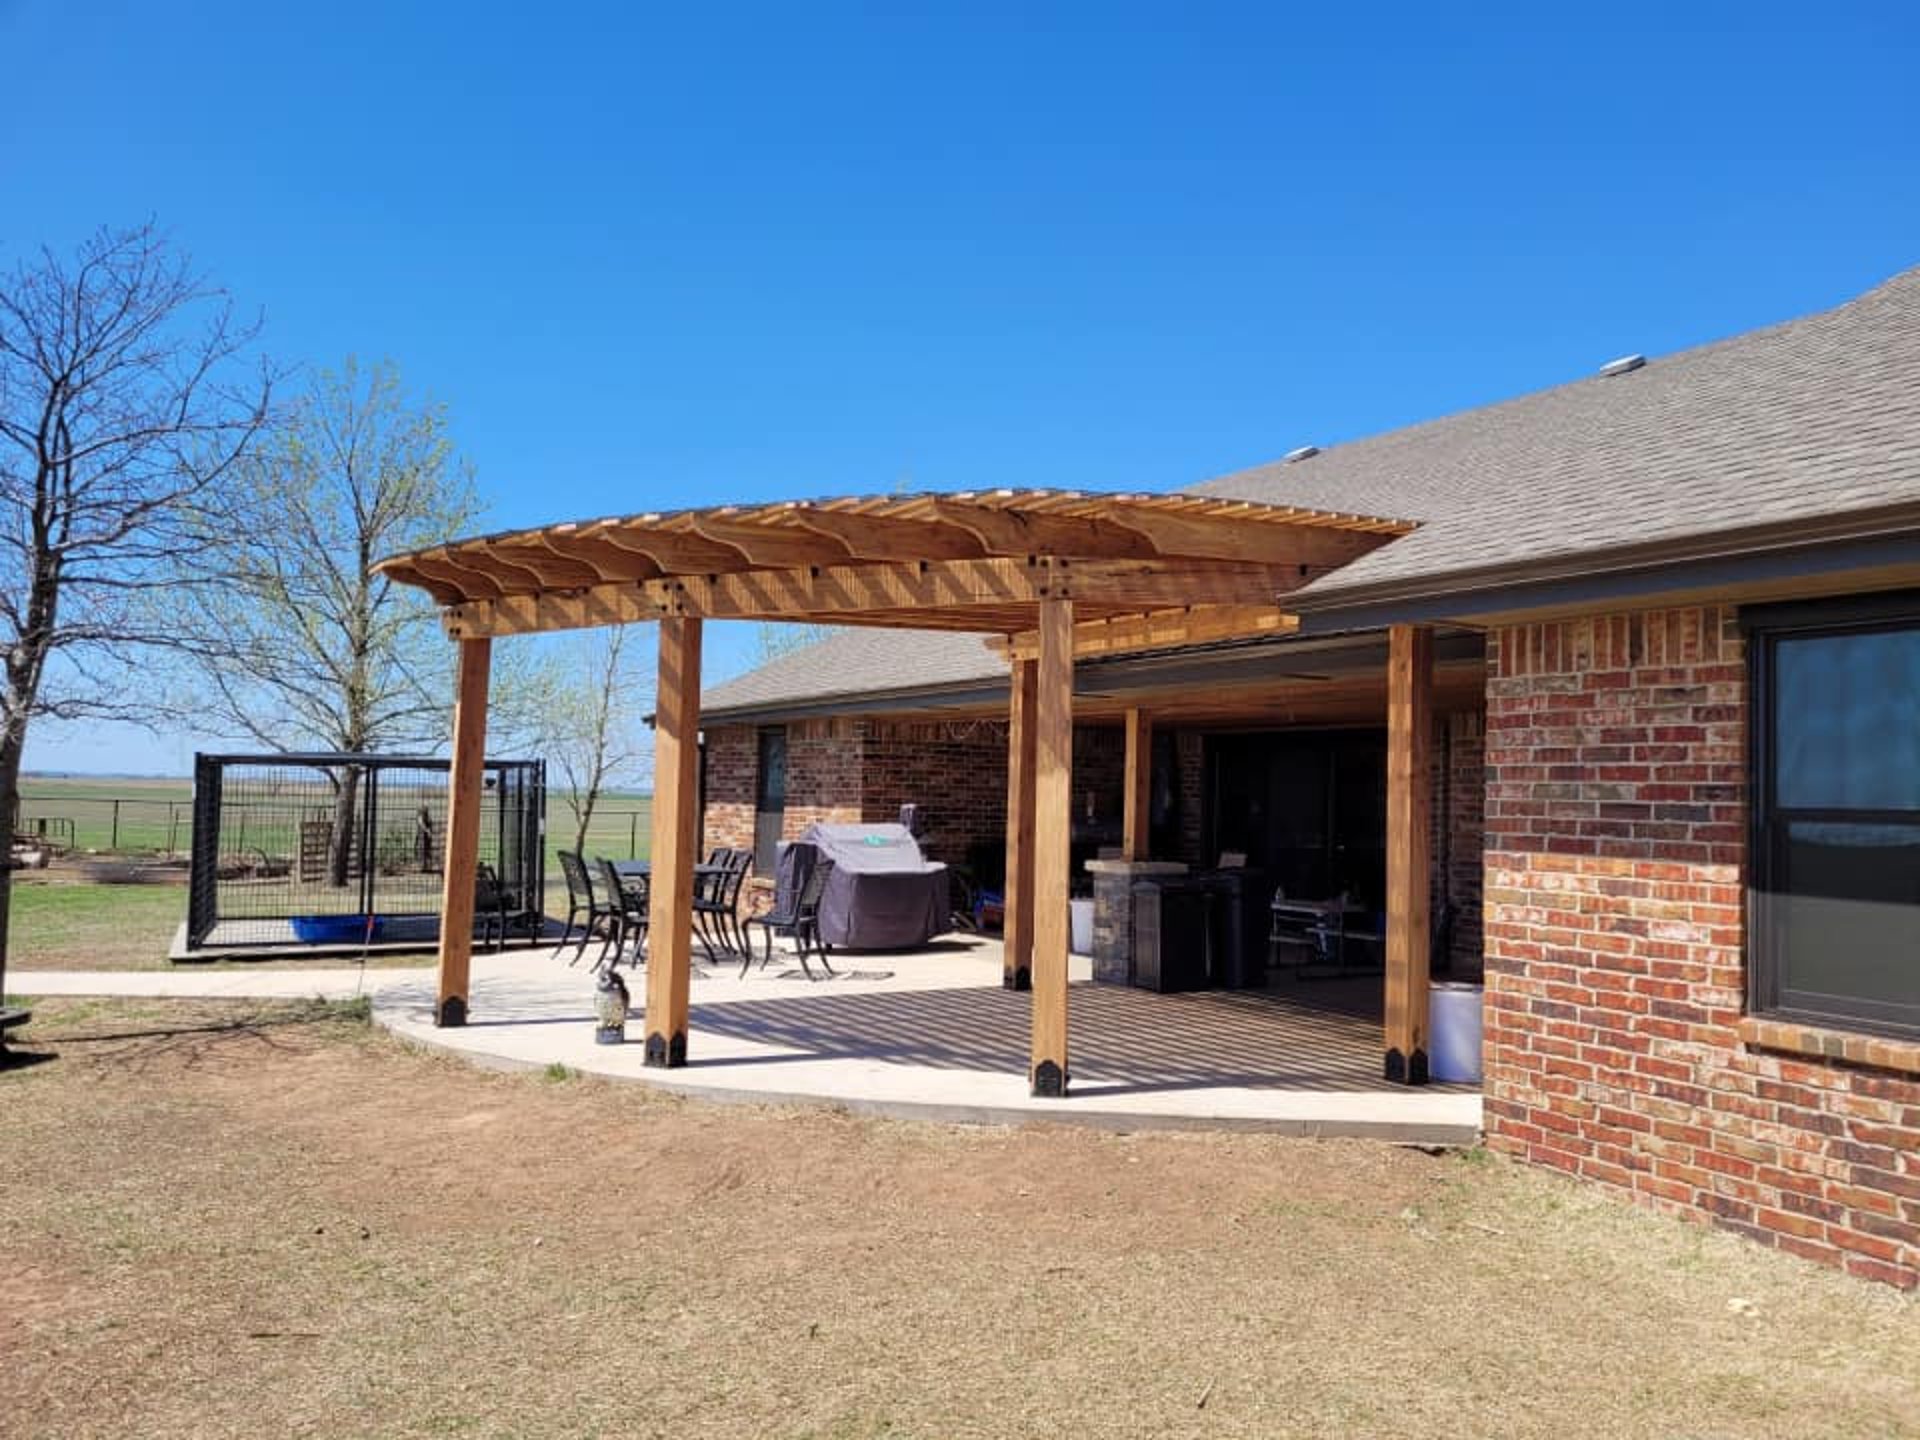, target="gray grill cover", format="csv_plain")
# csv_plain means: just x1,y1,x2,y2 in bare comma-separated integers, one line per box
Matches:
800,822,950,948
